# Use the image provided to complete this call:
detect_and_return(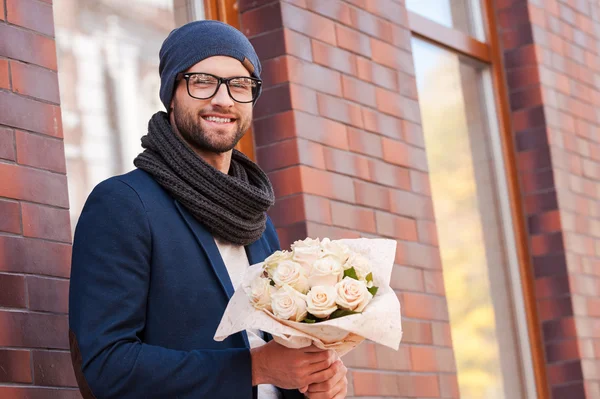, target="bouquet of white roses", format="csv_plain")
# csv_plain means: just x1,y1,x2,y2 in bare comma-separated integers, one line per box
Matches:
215,237,402,356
